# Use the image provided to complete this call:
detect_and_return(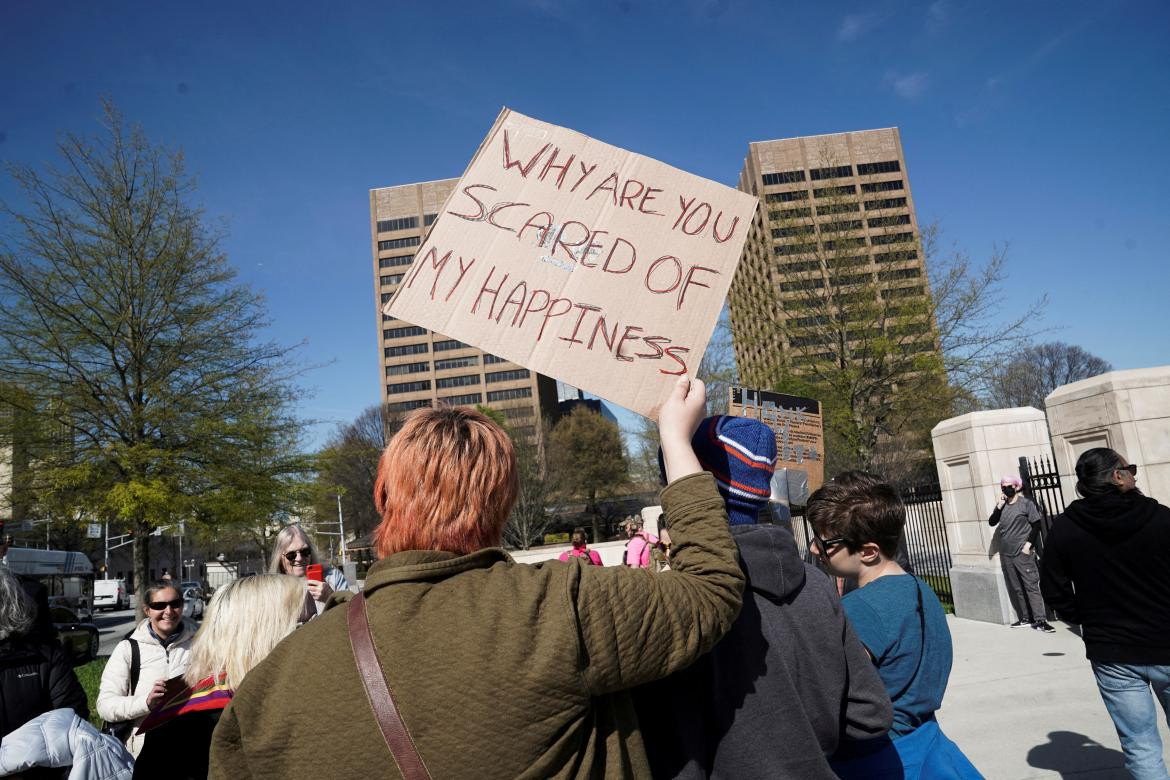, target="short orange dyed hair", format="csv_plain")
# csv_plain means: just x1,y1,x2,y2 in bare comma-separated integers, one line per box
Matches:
373,406,518,557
